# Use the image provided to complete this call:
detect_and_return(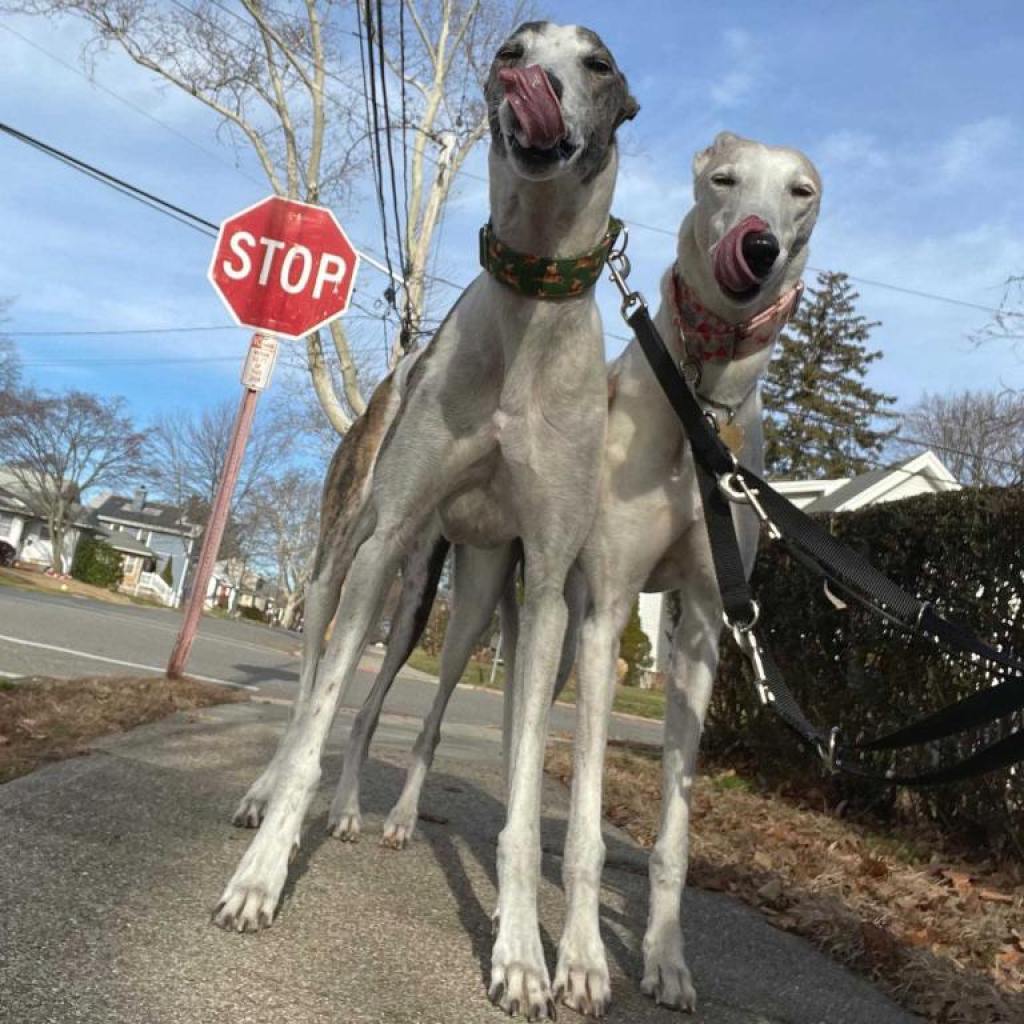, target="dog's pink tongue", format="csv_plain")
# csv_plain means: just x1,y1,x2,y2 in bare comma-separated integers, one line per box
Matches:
713,215,770,294
498,65,565,150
